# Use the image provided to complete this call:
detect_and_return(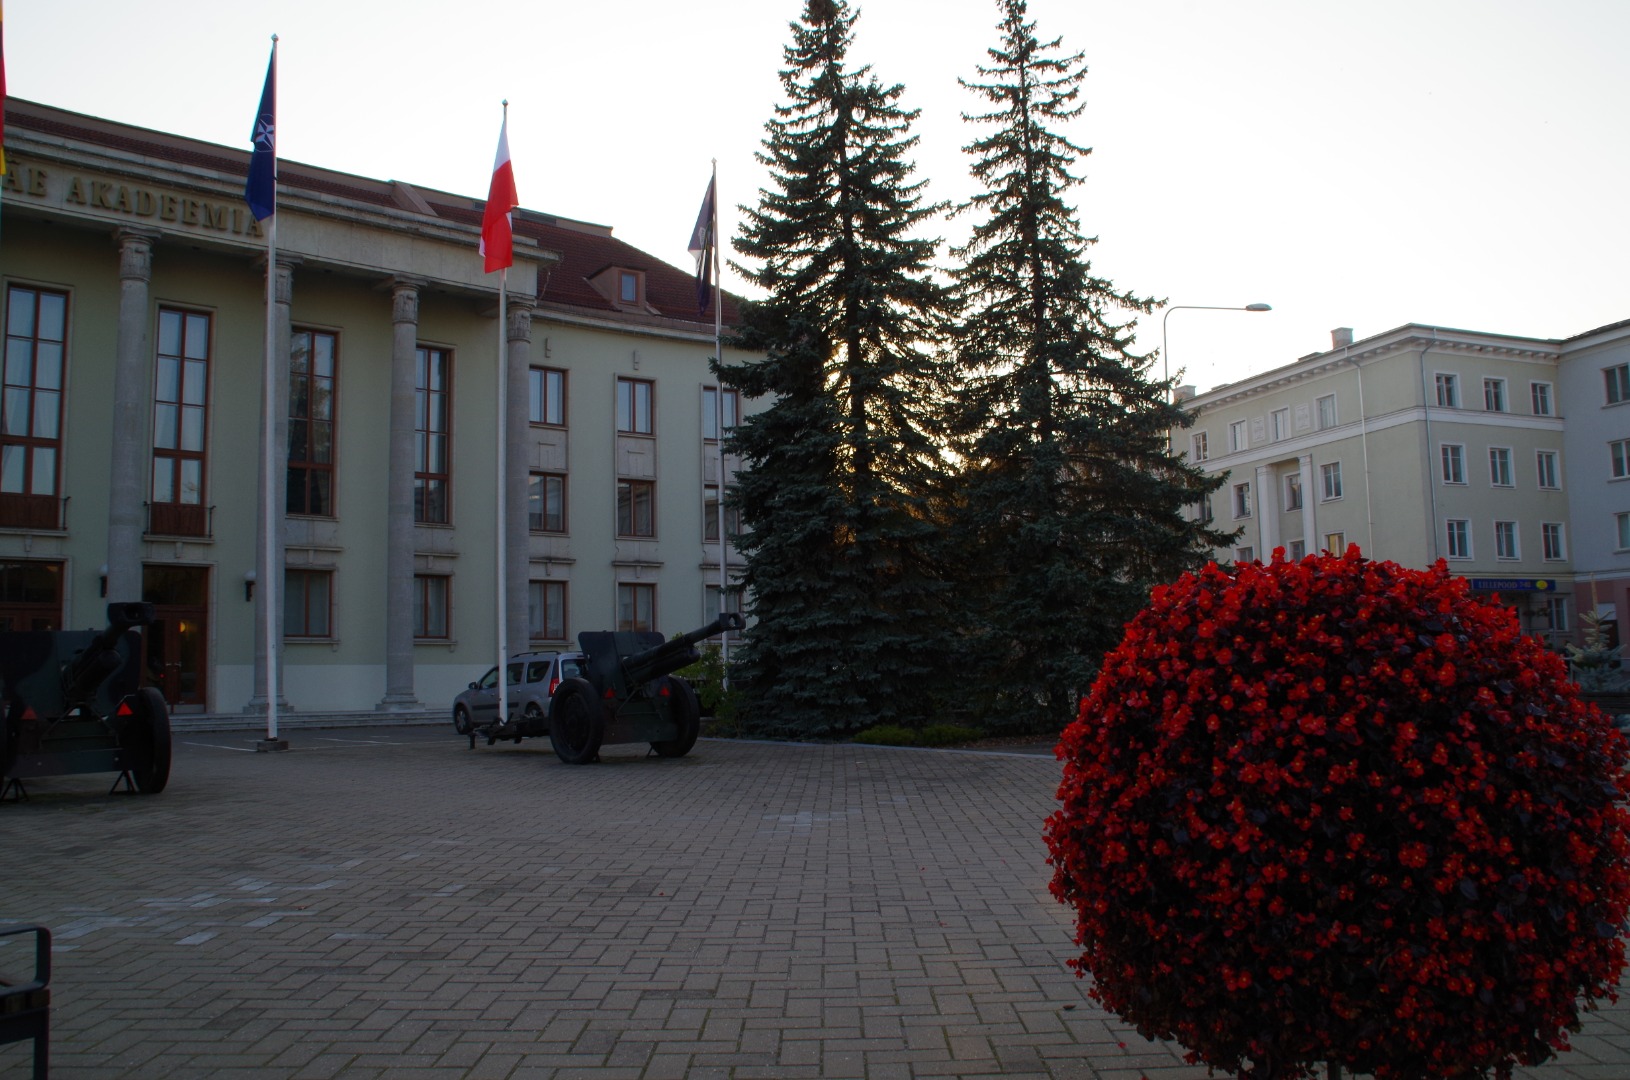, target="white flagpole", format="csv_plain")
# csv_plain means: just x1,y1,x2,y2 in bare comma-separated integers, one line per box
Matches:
495,102,510,730
710,161,729,675
261,35,280,745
